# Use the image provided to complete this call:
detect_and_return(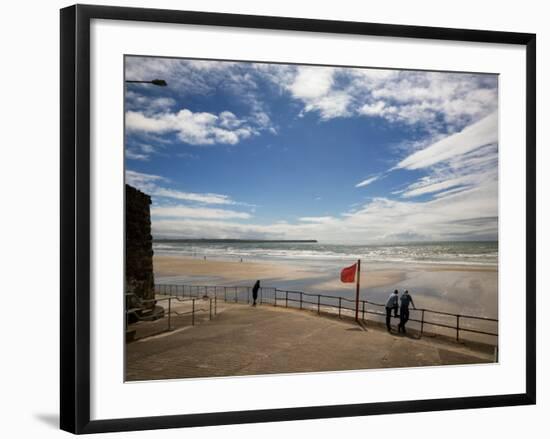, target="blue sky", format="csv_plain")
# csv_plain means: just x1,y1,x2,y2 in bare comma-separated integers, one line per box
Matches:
125,56,498,243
